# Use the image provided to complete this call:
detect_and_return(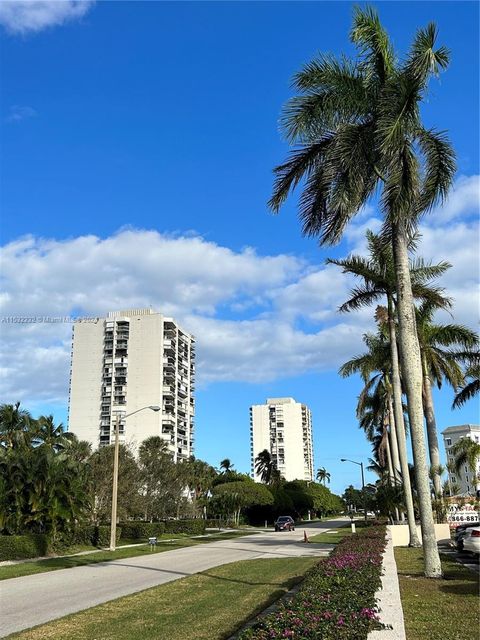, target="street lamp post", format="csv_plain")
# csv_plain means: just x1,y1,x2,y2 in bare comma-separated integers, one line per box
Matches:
110,405,160,551
341,458,367,523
